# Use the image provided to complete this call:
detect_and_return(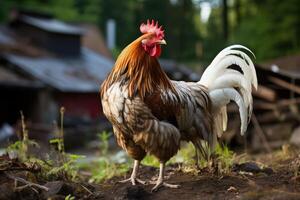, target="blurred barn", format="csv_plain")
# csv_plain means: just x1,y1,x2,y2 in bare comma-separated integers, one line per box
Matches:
0,10,114,145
